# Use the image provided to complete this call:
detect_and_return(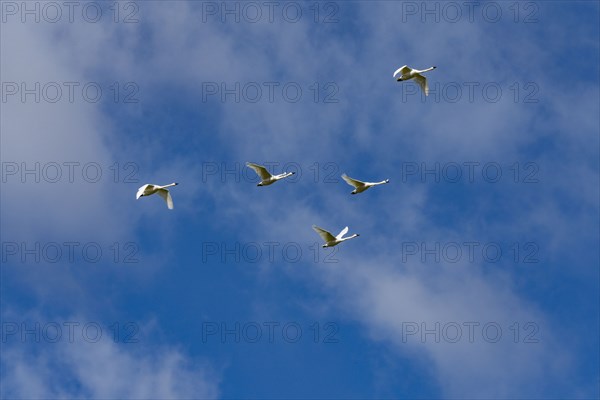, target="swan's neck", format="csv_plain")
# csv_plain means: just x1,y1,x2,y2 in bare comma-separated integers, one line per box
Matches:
343,234,359,241
374,180,389,185
418,67,436,73
162,183,178,188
